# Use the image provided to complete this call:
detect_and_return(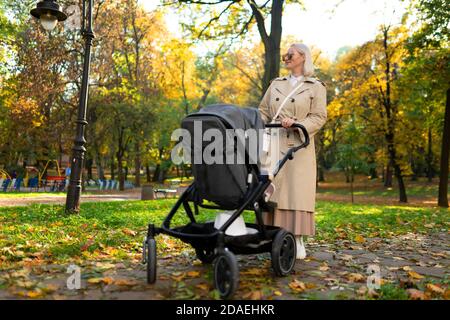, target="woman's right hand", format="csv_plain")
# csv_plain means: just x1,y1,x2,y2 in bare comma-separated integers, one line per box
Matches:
281,117,296,128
